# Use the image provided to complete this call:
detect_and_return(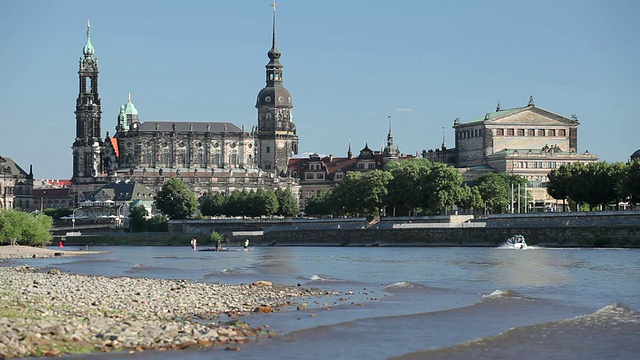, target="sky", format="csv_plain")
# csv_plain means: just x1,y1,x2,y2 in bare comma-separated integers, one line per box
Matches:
1,0,638,180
